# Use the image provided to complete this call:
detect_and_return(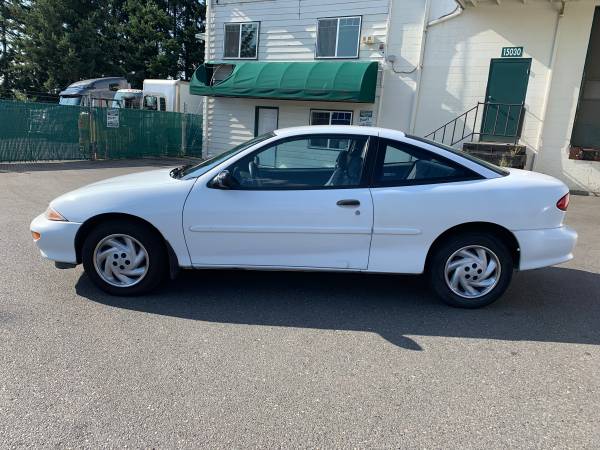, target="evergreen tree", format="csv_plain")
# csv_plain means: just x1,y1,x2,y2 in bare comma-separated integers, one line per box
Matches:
7,0,205,93
0,0,26,91
120,0,205,87
170,0,205,80
14,0,124,92
120,0,179,88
